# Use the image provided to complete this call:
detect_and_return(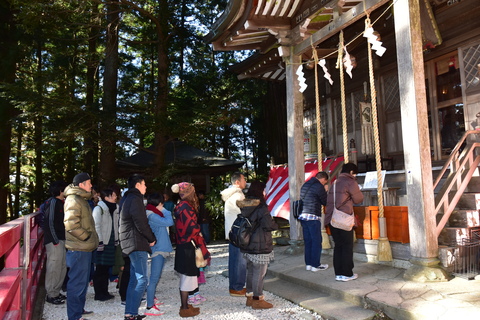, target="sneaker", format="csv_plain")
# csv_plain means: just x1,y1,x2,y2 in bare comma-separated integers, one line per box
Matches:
145,305,164,316
59,293,67,300
46,295,65,305
229,288,247,297
335,275,345,281
154,297,164,306
306,265,312,271
94,294,114,301
124,316,146,320
121,300,126,305
82,310,94,315
340,274,358,282
310,264,329,272
188,296,201,305
194,293,207,303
